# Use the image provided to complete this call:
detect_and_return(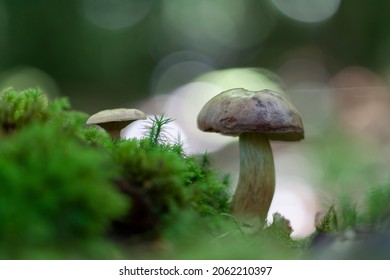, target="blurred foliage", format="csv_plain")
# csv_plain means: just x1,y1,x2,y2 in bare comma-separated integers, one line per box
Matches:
315,181,390,233
1,0,389,108
306,125,384,198
0,122,129,259
308,181,390,259
159,213,307,260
